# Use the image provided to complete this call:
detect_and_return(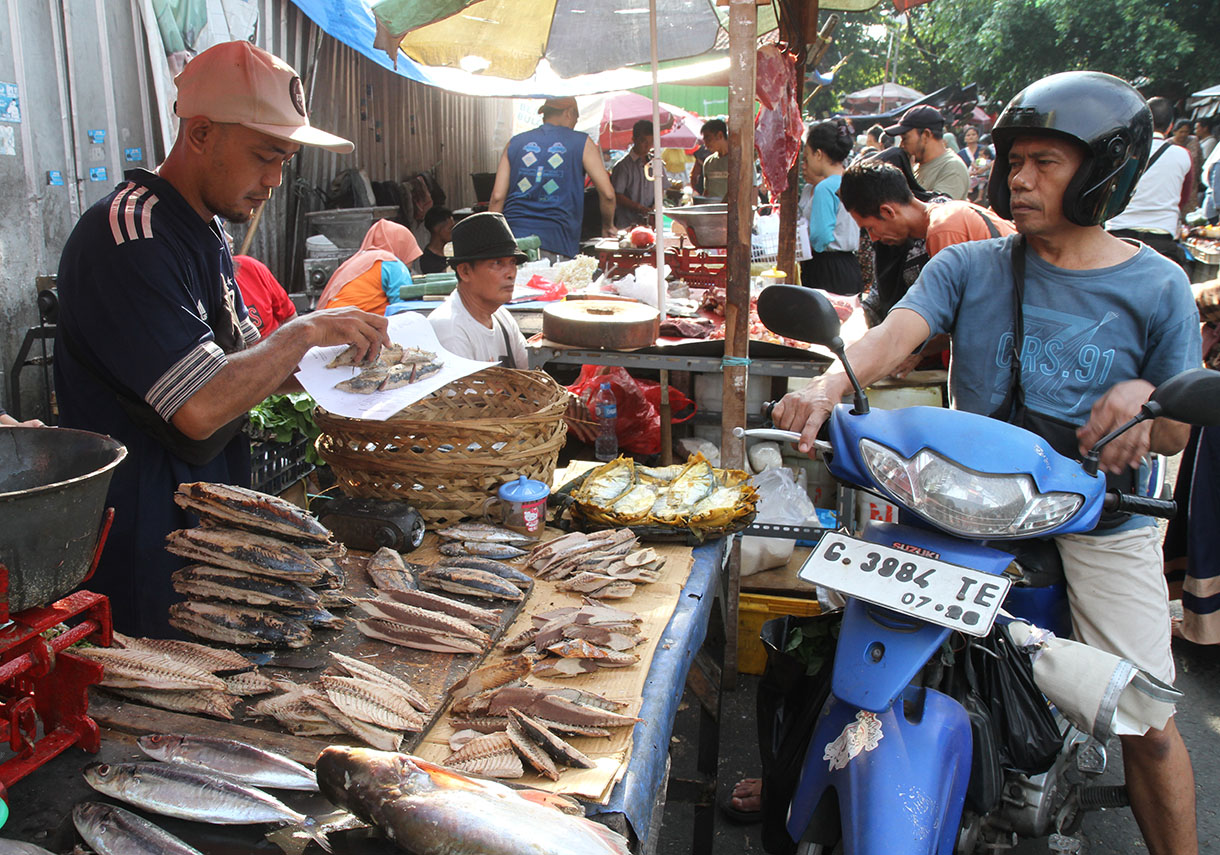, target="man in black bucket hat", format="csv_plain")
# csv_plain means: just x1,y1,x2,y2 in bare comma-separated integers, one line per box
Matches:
427,212,529,370
428,212,596,443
